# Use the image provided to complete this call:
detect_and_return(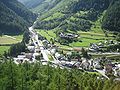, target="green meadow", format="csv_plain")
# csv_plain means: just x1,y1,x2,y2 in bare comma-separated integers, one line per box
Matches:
37,29,114,48
0,35,22,45
0,35,23,55
0,46,10,55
